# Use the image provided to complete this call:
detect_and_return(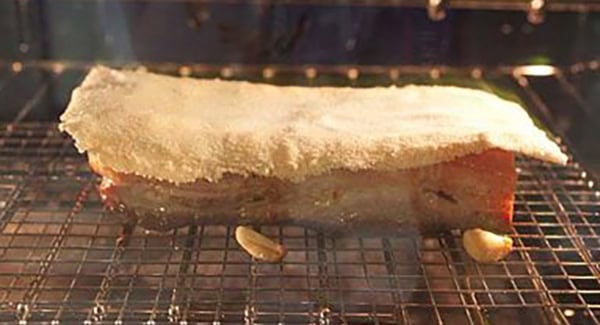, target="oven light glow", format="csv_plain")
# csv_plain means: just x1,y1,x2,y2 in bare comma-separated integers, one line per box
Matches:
513,65,557,77
11,62,22,73
347,68,359,80
178,66,191,77
262,67,276,79
305,67,317,79
220,67,234,78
